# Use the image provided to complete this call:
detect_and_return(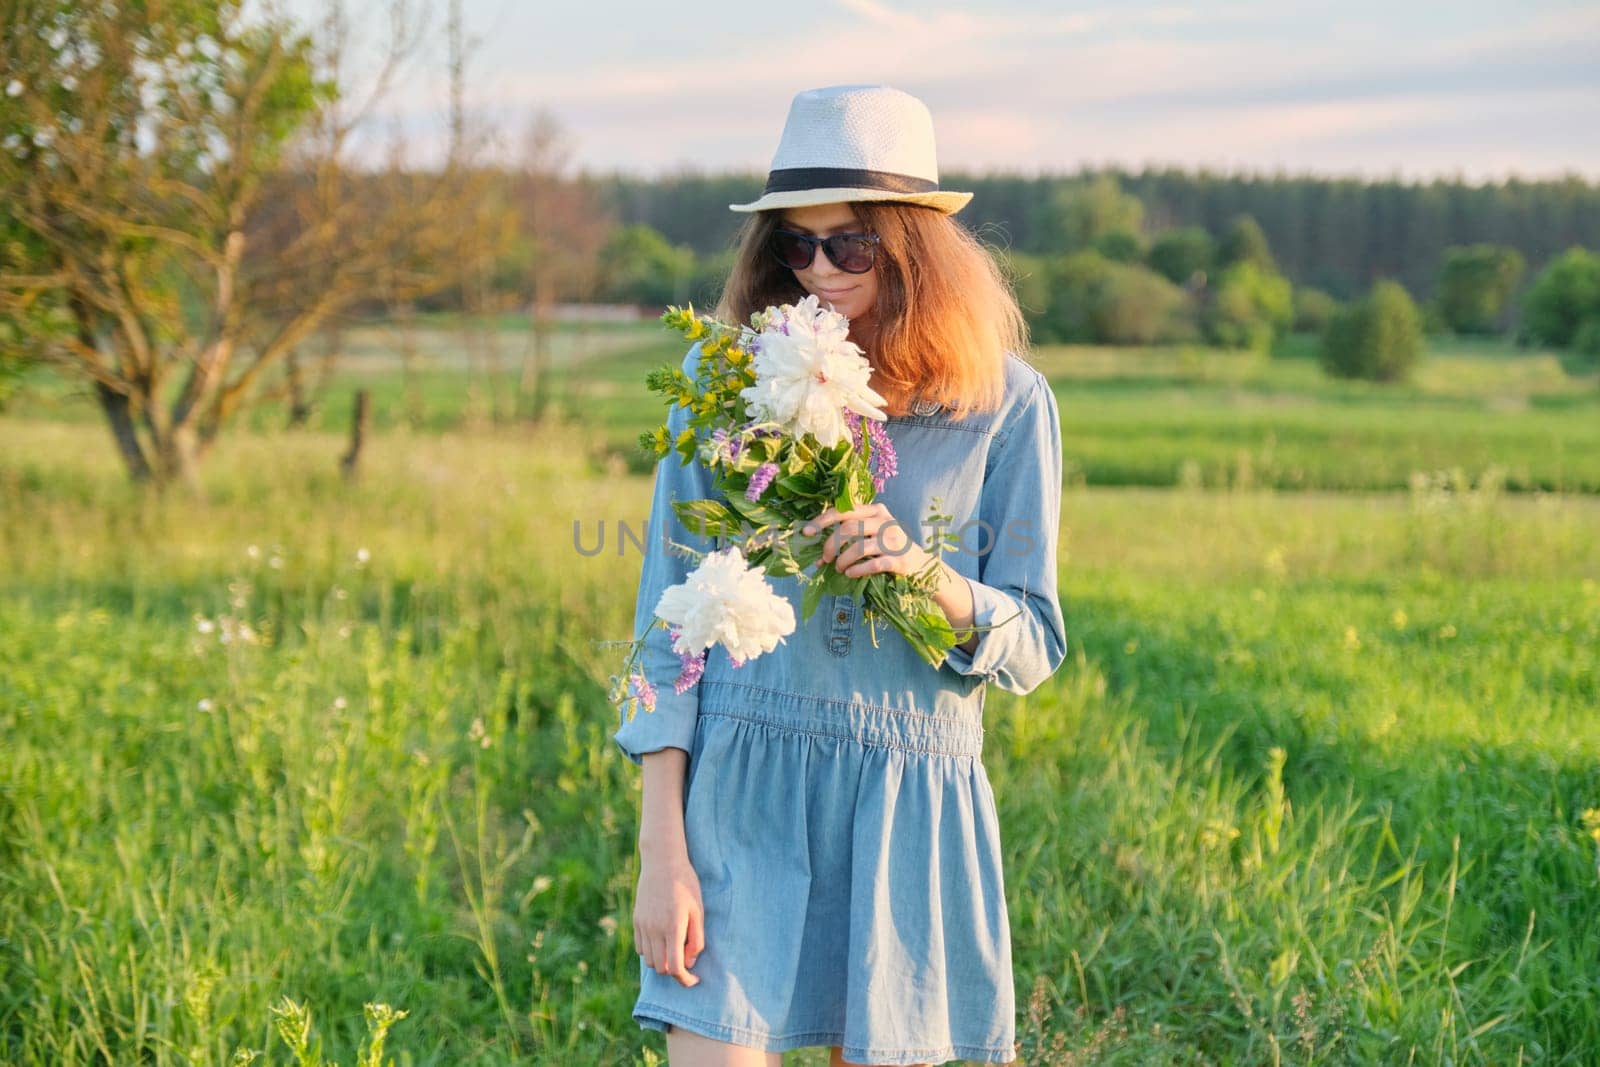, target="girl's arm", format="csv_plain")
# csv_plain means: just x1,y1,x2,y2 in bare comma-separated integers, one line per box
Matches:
619,345,713,987
940,370,1068,693
633,748,704,987
930,558,981,656
639,749,689,857
613,344,716,765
